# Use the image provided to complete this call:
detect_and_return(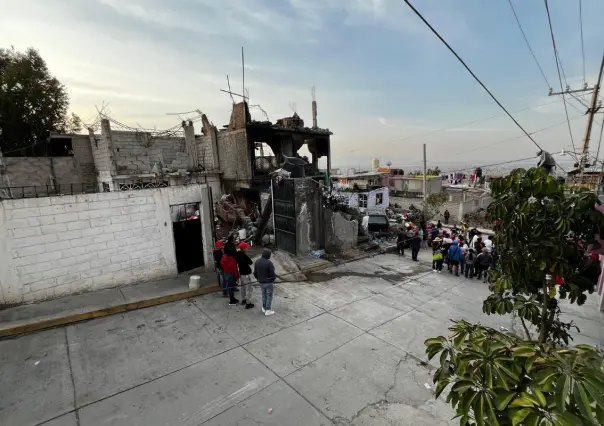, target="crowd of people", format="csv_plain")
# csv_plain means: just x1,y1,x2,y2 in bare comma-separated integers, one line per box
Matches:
213,236,277,316
397,221,498,283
